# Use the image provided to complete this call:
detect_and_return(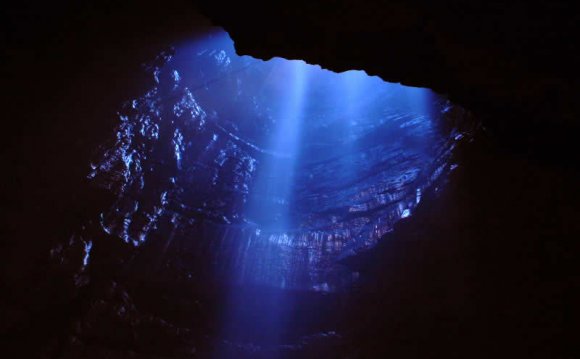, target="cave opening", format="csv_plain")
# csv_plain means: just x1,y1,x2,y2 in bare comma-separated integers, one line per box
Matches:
86,29,471,349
